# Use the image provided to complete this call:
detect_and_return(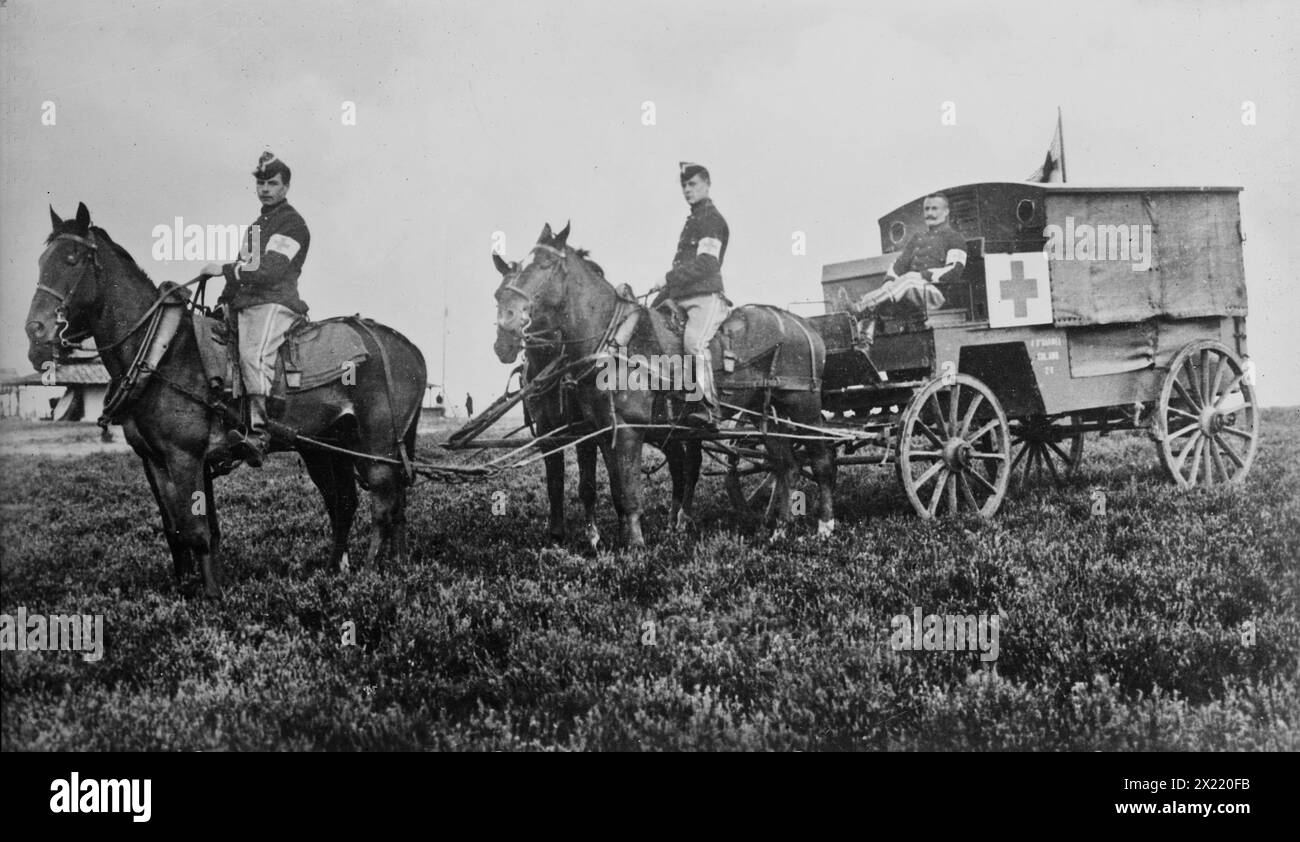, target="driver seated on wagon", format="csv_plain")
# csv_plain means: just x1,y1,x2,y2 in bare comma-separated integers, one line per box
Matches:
844,192,966,343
